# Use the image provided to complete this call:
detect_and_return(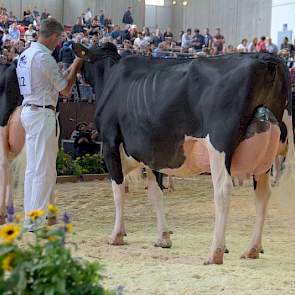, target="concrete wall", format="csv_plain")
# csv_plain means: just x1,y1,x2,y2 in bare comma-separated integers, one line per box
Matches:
145,0,172,30
271,0,295,46
171,0,272,46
